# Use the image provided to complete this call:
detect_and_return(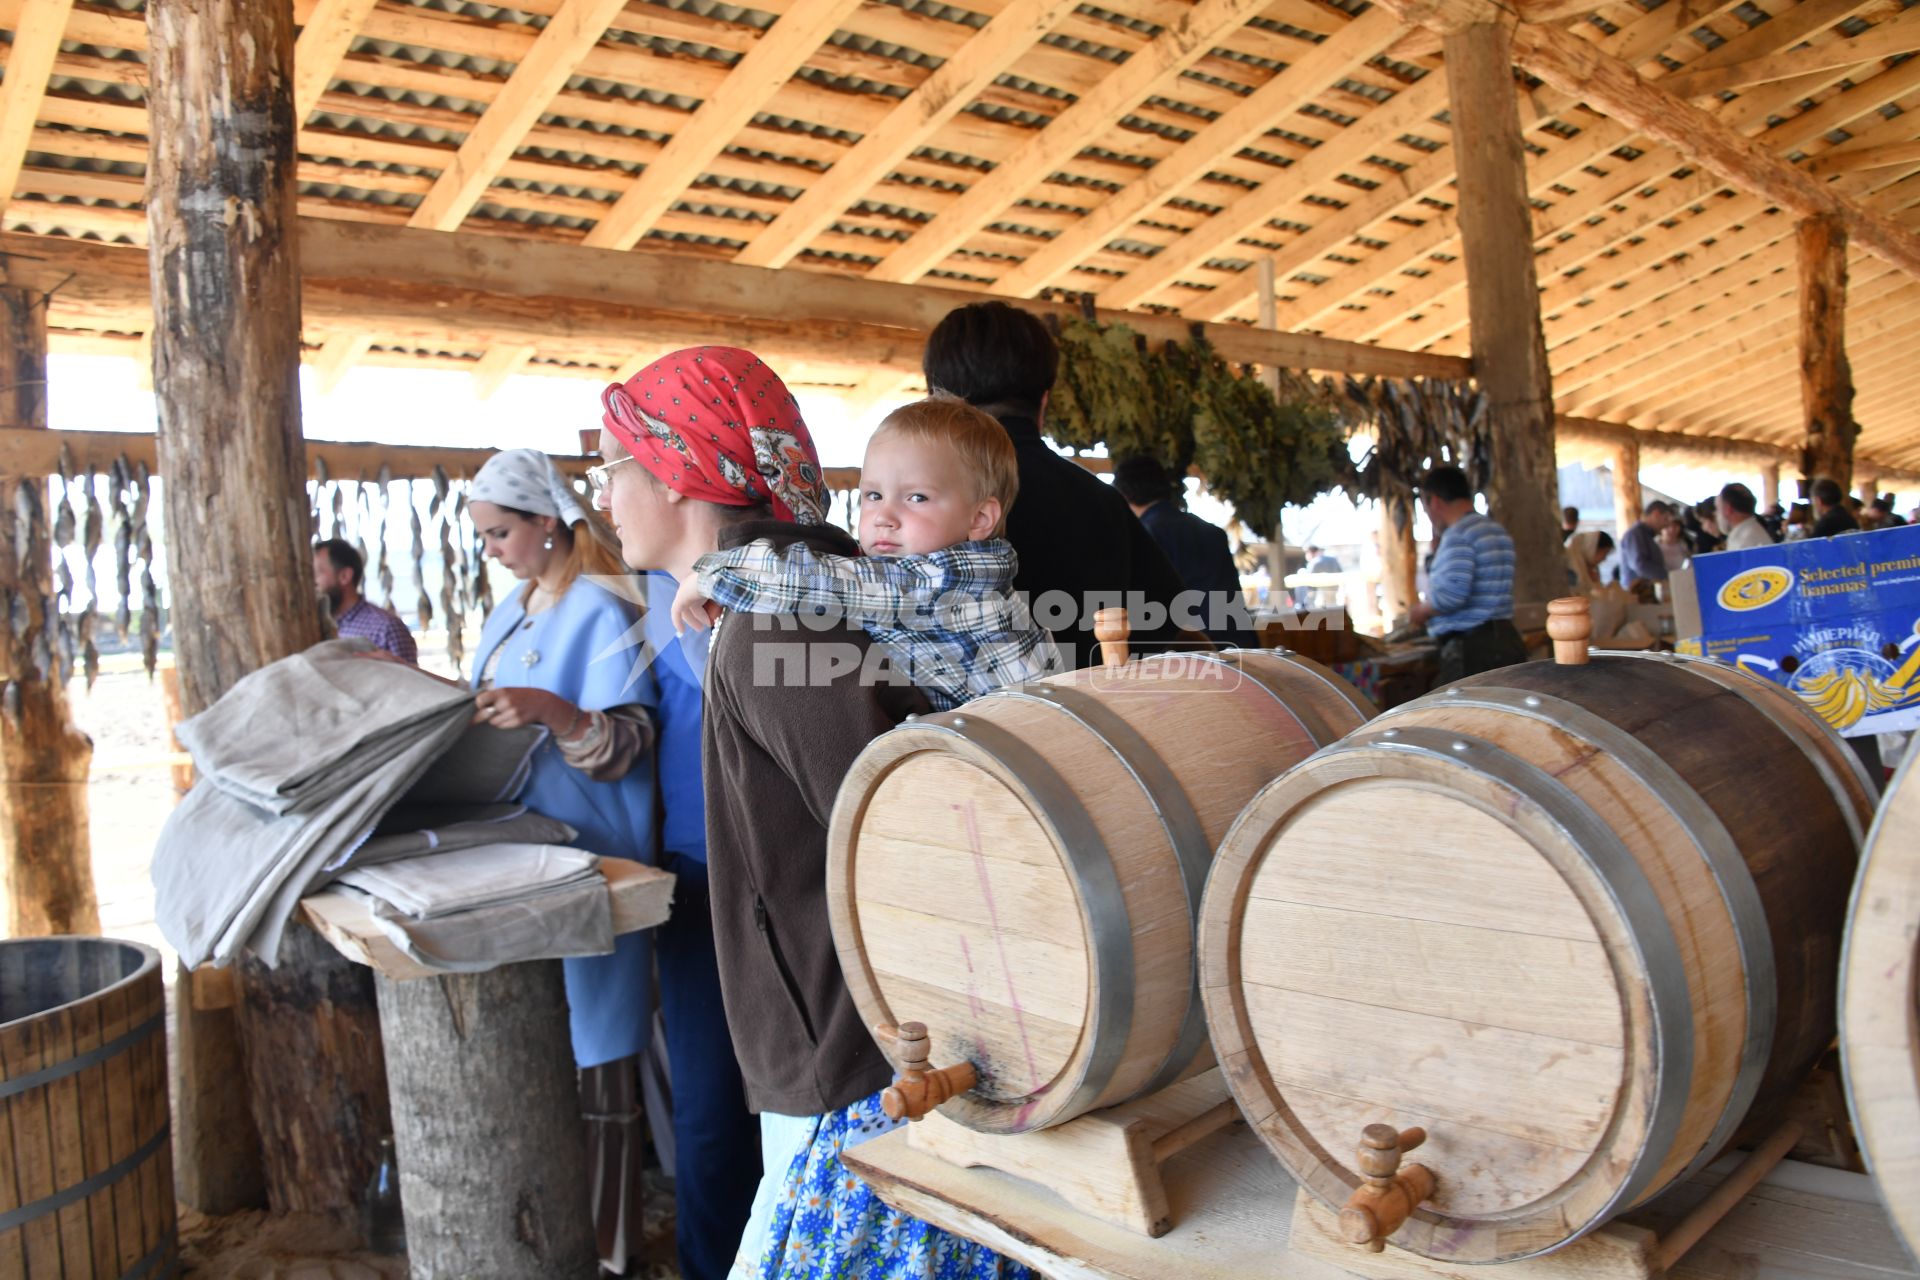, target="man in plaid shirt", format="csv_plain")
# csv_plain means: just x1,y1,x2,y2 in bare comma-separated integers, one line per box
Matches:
671,397,1061,709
